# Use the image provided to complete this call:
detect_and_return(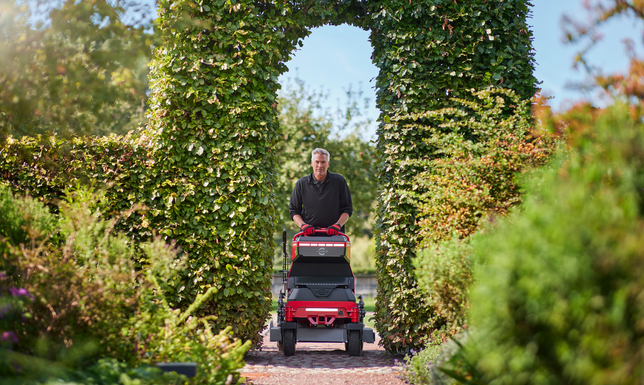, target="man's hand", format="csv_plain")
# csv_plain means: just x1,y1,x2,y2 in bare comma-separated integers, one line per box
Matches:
300,224,315,236
326,223,341,236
